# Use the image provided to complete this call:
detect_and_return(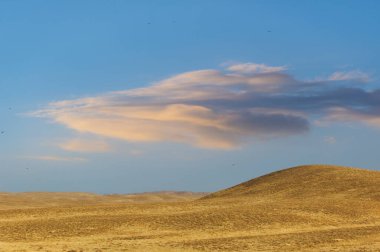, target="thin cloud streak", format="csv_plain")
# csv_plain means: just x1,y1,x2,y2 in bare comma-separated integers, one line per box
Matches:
20,155,87,162
32,62,377,149
226,62,287,74
58,139,111,153
328,70,370,83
